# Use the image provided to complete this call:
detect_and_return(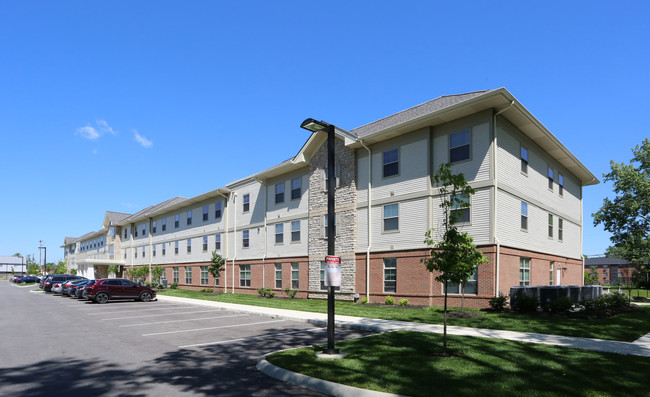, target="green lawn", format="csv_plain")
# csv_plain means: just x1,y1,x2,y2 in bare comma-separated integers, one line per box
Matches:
158,289,650,341
266,331,650,397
